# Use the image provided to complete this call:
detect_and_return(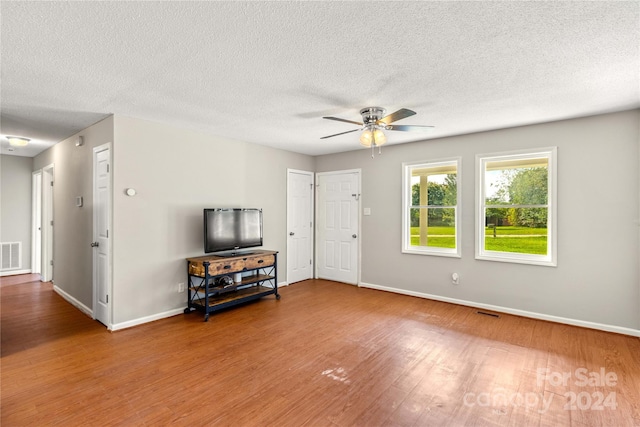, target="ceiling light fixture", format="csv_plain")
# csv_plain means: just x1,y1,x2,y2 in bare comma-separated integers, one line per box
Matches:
359,126,387,157
358,107,388,157
359,127,387,148
7,136,30,147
